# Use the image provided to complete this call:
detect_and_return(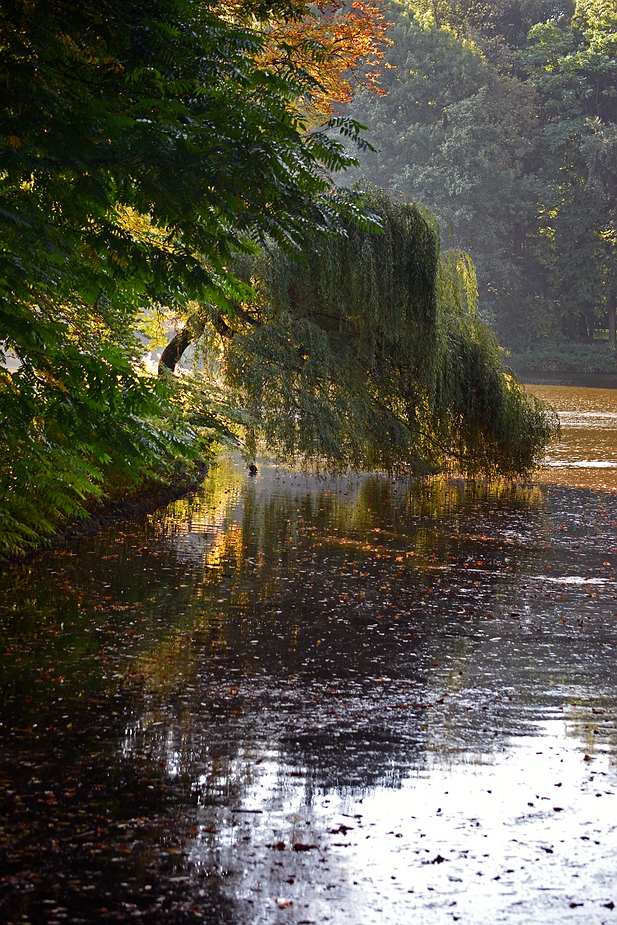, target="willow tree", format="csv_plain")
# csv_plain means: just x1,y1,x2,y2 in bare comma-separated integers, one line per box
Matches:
166,189,557,476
